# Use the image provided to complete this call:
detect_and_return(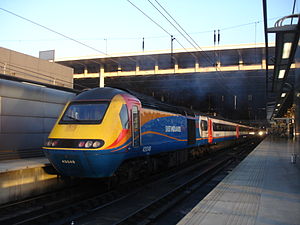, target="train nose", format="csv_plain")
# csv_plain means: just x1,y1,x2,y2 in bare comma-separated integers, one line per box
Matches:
44,149,125,178
45,151,90,177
